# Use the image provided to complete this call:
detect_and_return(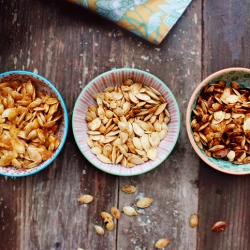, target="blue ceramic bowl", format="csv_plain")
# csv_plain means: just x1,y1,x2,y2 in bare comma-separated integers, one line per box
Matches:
0,71,68,177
